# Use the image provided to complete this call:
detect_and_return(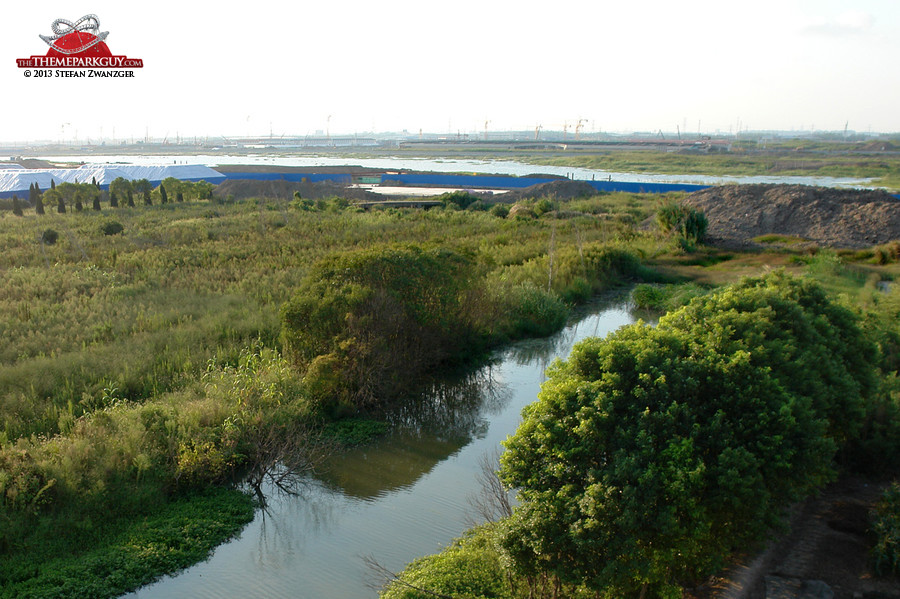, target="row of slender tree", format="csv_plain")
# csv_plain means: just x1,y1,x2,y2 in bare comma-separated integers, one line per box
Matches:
7,177,215,216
